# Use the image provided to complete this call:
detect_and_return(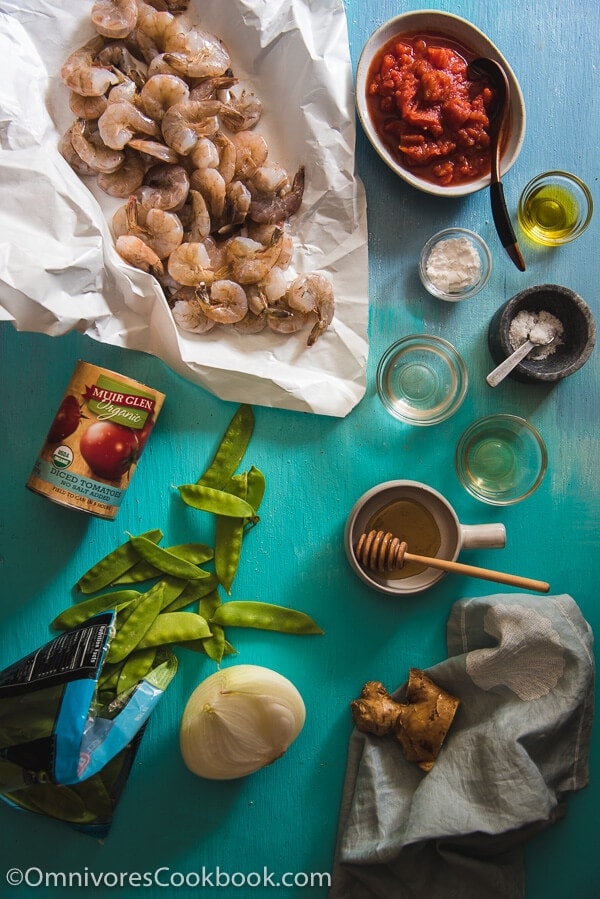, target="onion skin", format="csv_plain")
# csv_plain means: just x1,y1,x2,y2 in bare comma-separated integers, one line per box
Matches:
179,664,306,780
